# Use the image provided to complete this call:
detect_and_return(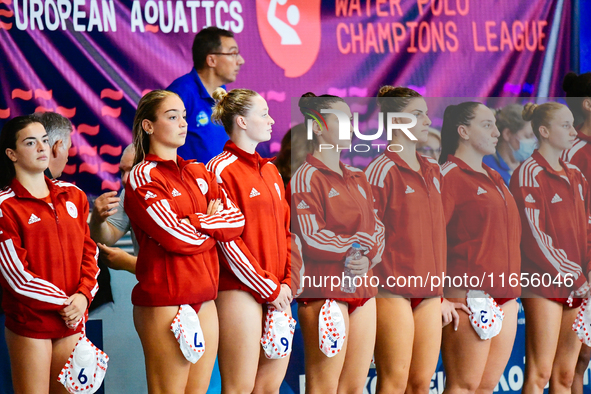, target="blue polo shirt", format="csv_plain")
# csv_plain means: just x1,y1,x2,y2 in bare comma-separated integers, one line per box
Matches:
166,69,229,163
483,152,512,186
